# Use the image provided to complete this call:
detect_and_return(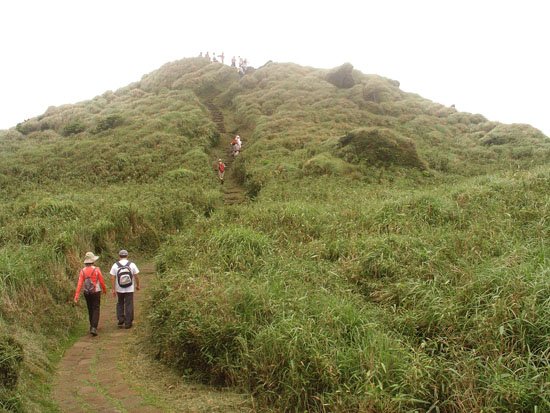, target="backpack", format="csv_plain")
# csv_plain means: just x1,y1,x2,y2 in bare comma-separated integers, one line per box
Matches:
116,261,133,288
82,267,98,295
